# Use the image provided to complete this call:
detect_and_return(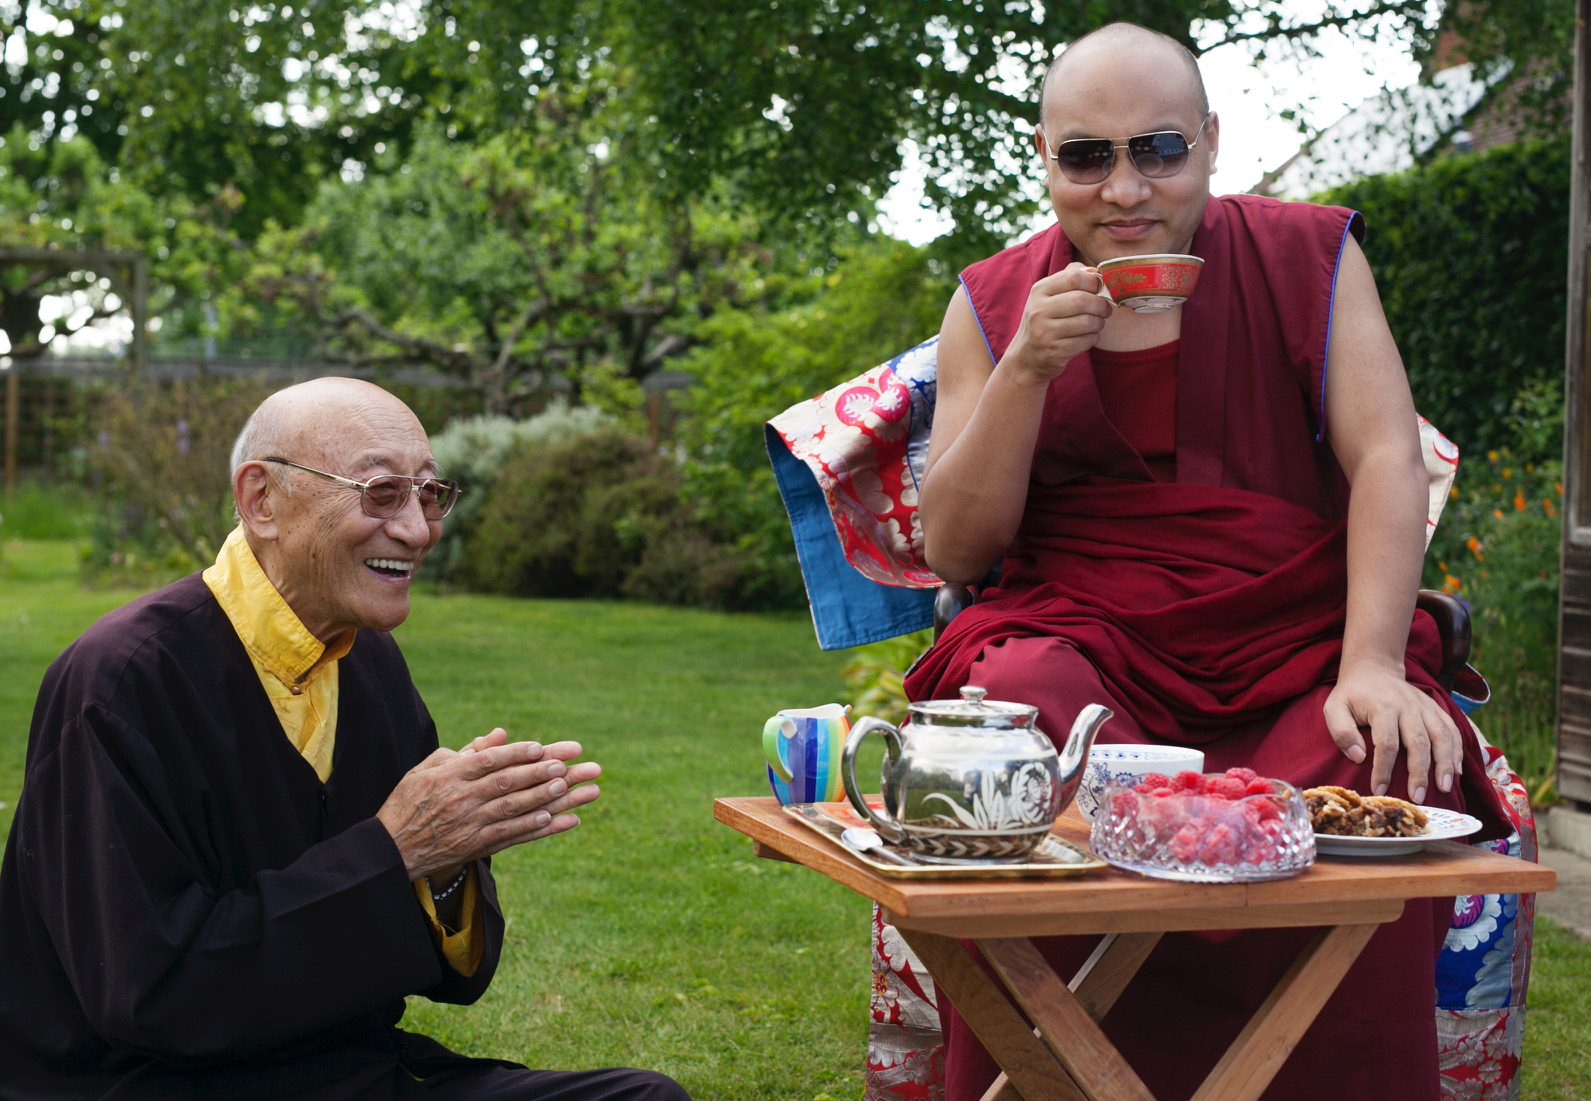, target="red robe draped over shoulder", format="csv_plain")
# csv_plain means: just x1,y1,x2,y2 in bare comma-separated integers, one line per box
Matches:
903,195,1511,1101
